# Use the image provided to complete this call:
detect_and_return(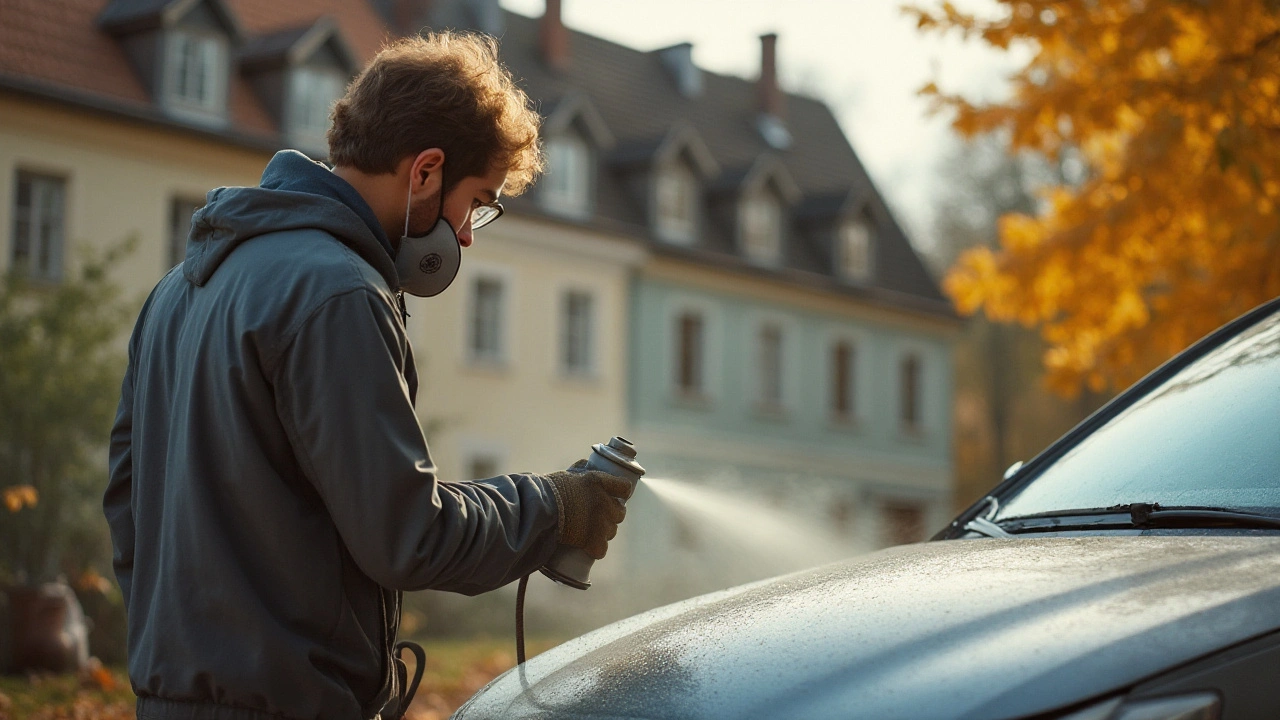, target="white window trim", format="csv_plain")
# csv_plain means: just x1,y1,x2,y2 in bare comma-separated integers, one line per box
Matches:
163,29,229,120
288,66,346,152
654,162,698,245
895,344,929,438
837,218,875,283
664,295,722,406
540,132,592,219
456,436,509,482
738,190,784,266
558,285,599,379
10,167,70,283
747,310,796,416
460,262,516,369
168,194,205,269
825,326,869,426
